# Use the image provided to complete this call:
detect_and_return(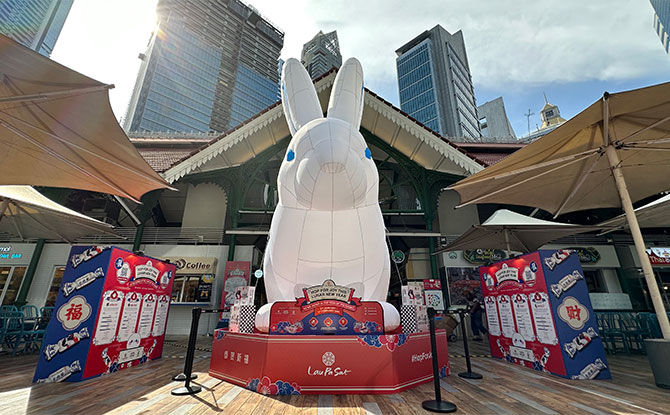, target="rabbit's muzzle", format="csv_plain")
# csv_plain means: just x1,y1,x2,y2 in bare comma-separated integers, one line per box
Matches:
294,146,367,211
